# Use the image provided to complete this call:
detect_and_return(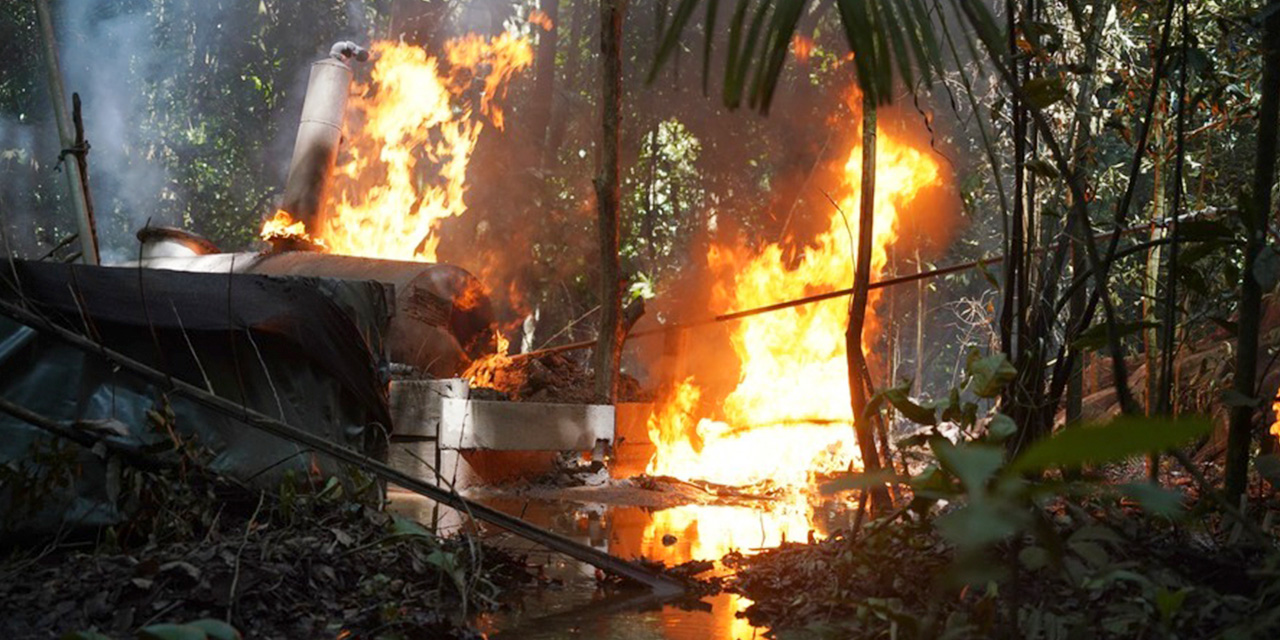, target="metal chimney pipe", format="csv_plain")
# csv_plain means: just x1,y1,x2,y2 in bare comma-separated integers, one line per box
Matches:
280,42,367,233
